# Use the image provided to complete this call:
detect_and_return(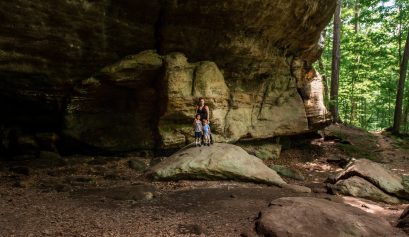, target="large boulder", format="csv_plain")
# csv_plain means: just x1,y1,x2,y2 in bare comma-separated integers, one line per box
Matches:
245,197,407,237
237,141,282,160
270,165,305,181
146,143,286,187
331,159,409,200
158,53,230,148
332,176,400,204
